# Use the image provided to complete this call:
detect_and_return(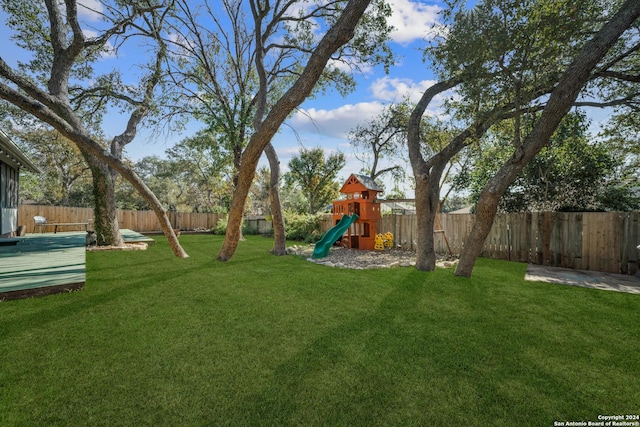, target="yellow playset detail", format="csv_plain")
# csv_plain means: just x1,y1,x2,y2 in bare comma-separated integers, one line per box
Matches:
374,233,385,251
383,232,394,248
